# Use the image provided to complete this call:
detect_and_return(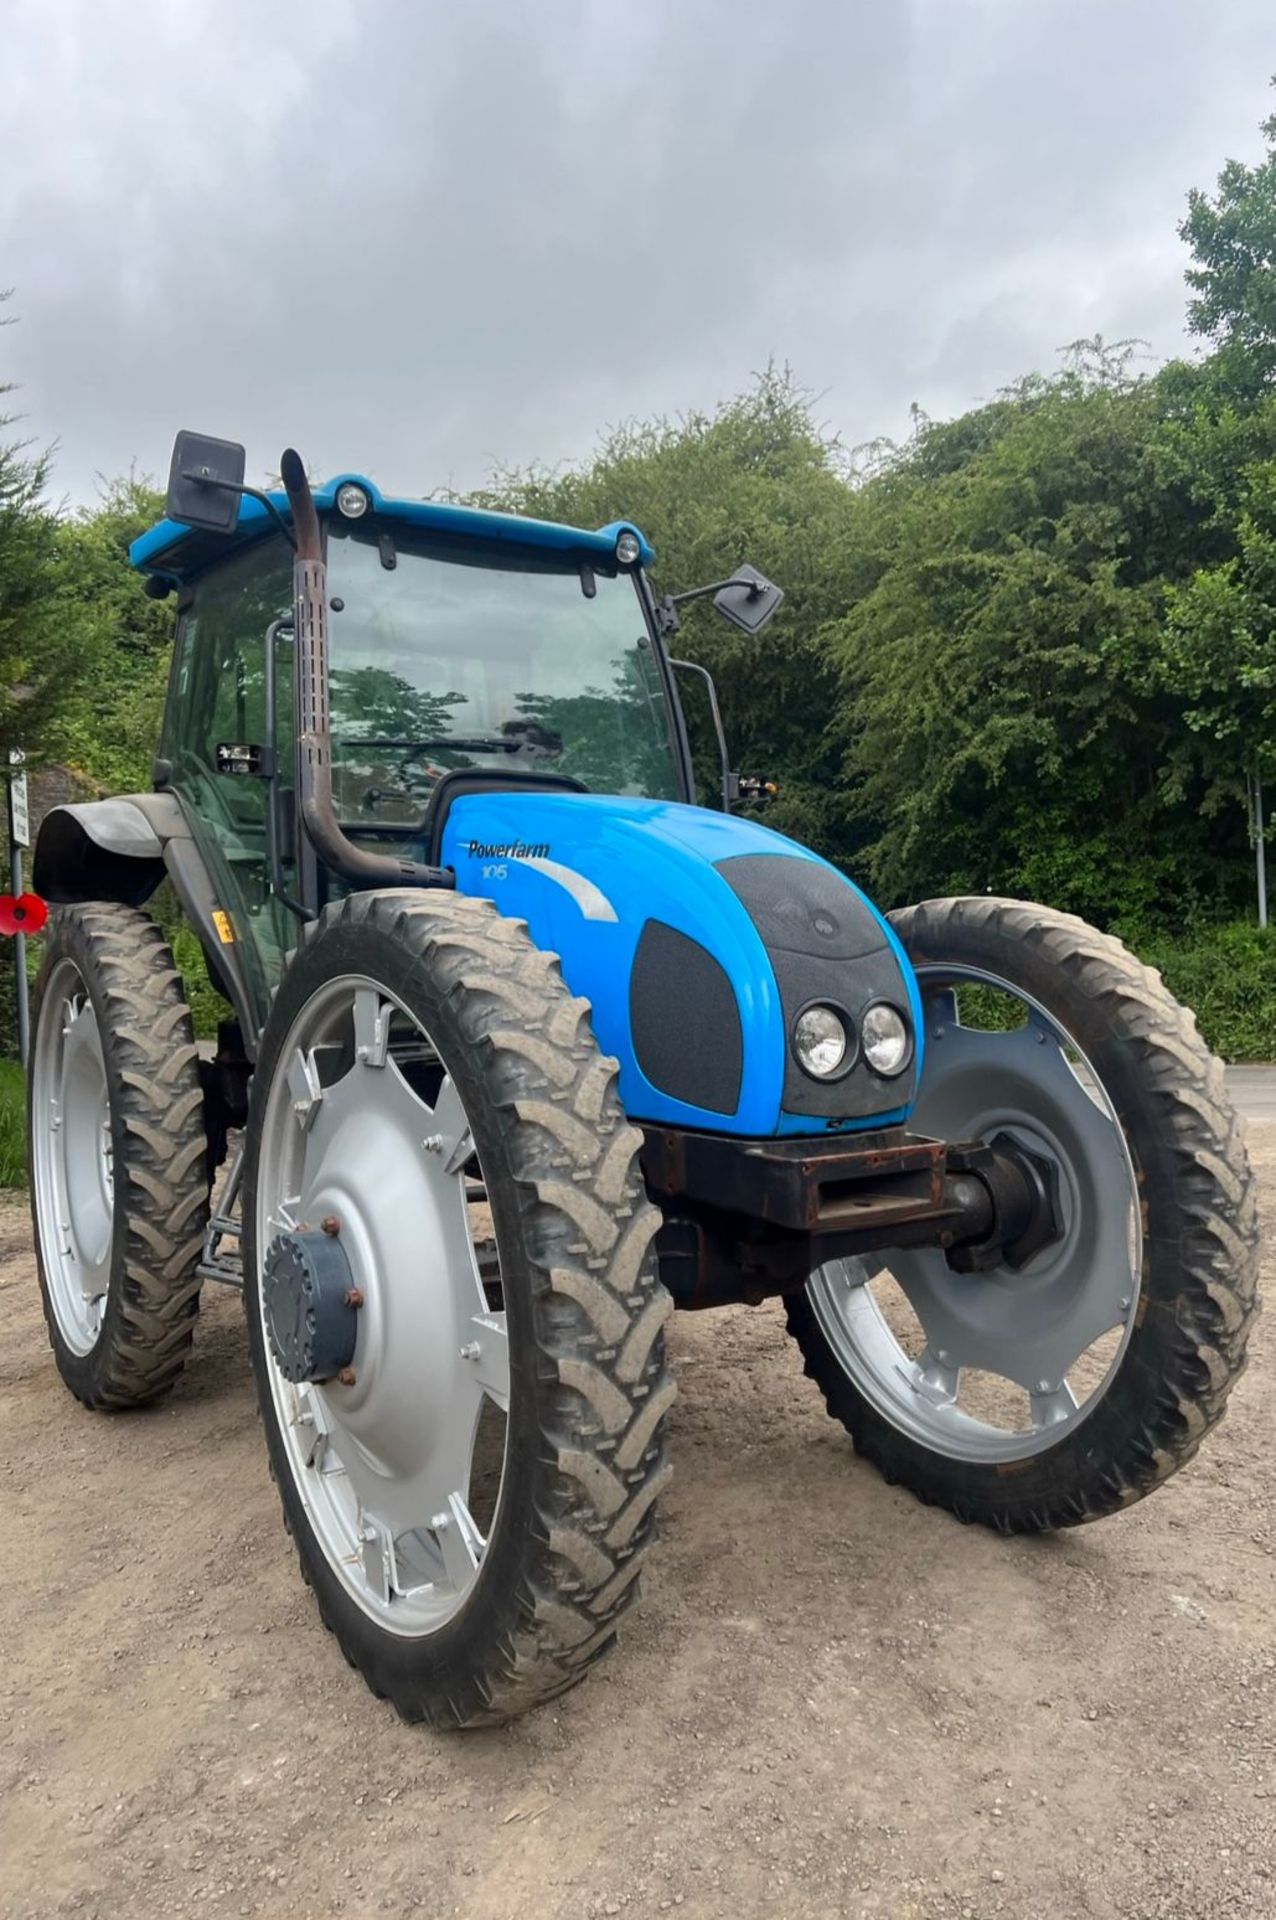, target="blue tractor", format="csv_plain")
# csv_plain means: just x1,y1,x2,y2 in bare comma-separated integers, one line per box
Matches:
27,433,1258,1727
